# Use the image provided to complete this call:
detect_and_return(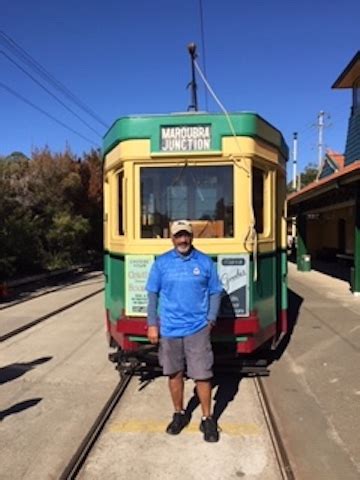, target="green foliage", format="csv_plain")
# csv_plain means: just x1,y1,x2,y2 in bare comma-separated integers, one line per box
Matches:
301,163,318,187
286,182,296,194
0,209,44,277
287,163,319,194
46,211,90,269
0,147,103,280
